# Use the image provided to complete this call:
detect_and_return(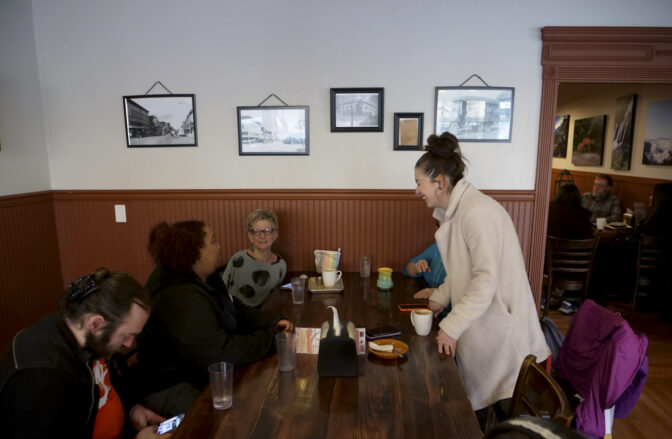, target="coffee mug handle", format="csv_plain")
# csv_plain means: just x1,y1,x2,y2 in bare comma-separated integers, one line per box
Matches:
336,270,342,282
410,312,416,328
